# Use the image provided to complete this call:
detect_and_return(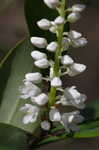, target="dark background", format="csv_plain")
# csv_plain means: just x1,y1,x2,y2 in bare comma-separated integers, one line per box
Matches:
0,0,99,149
